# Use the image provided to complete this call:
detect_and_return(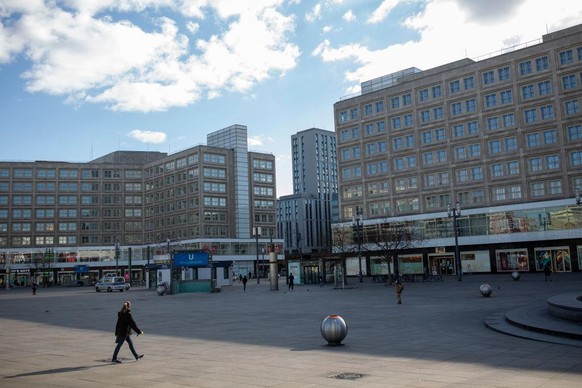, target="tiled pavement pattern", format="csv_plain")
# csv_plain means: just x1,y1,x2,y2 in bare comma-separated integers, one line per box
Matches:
1,273,582,387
